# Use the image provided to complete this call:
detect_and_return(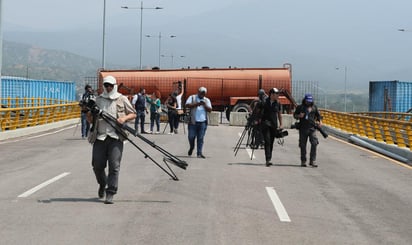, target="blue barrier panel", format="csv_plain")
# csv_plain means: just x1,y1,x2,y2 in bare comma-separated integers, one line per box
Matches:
1,77,76,107
369,80,412,113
